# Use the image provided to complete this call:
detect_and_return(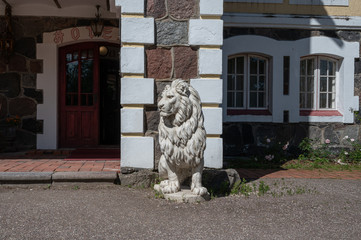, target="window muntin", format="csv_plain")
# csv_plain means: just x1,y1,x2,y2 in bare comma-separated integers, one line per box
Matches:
300,56,337,110
227,54,268,110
